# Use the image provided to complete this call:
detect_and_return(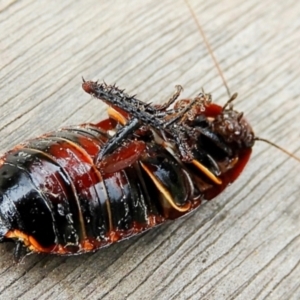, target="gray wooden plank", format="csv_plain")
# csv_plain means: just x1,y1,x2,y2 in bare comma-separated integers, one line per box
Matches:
0,0,300,299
